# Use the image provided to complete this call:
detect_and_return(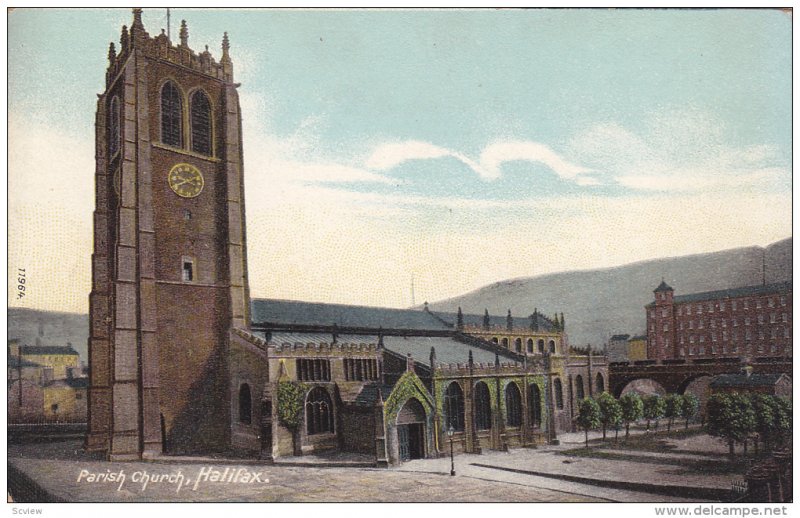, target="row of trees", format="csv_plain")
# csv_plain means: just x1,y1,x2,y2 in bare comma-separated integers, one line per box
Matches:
575,392,700,448
706,392,791,457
